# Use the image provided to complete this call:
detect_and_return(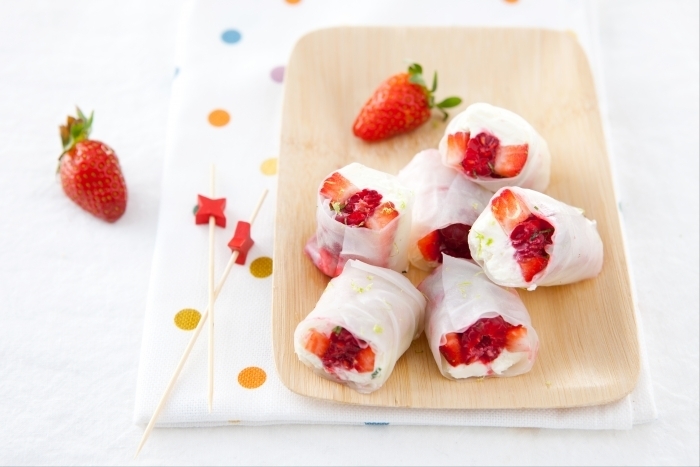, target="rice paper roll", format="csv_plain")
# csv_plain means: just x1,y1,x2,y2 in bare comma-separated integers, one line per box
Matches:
304,162,413,277
468,186,603,290
397,148,492,271
294,260,426,394
419,255,539,379
439,103,551,192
